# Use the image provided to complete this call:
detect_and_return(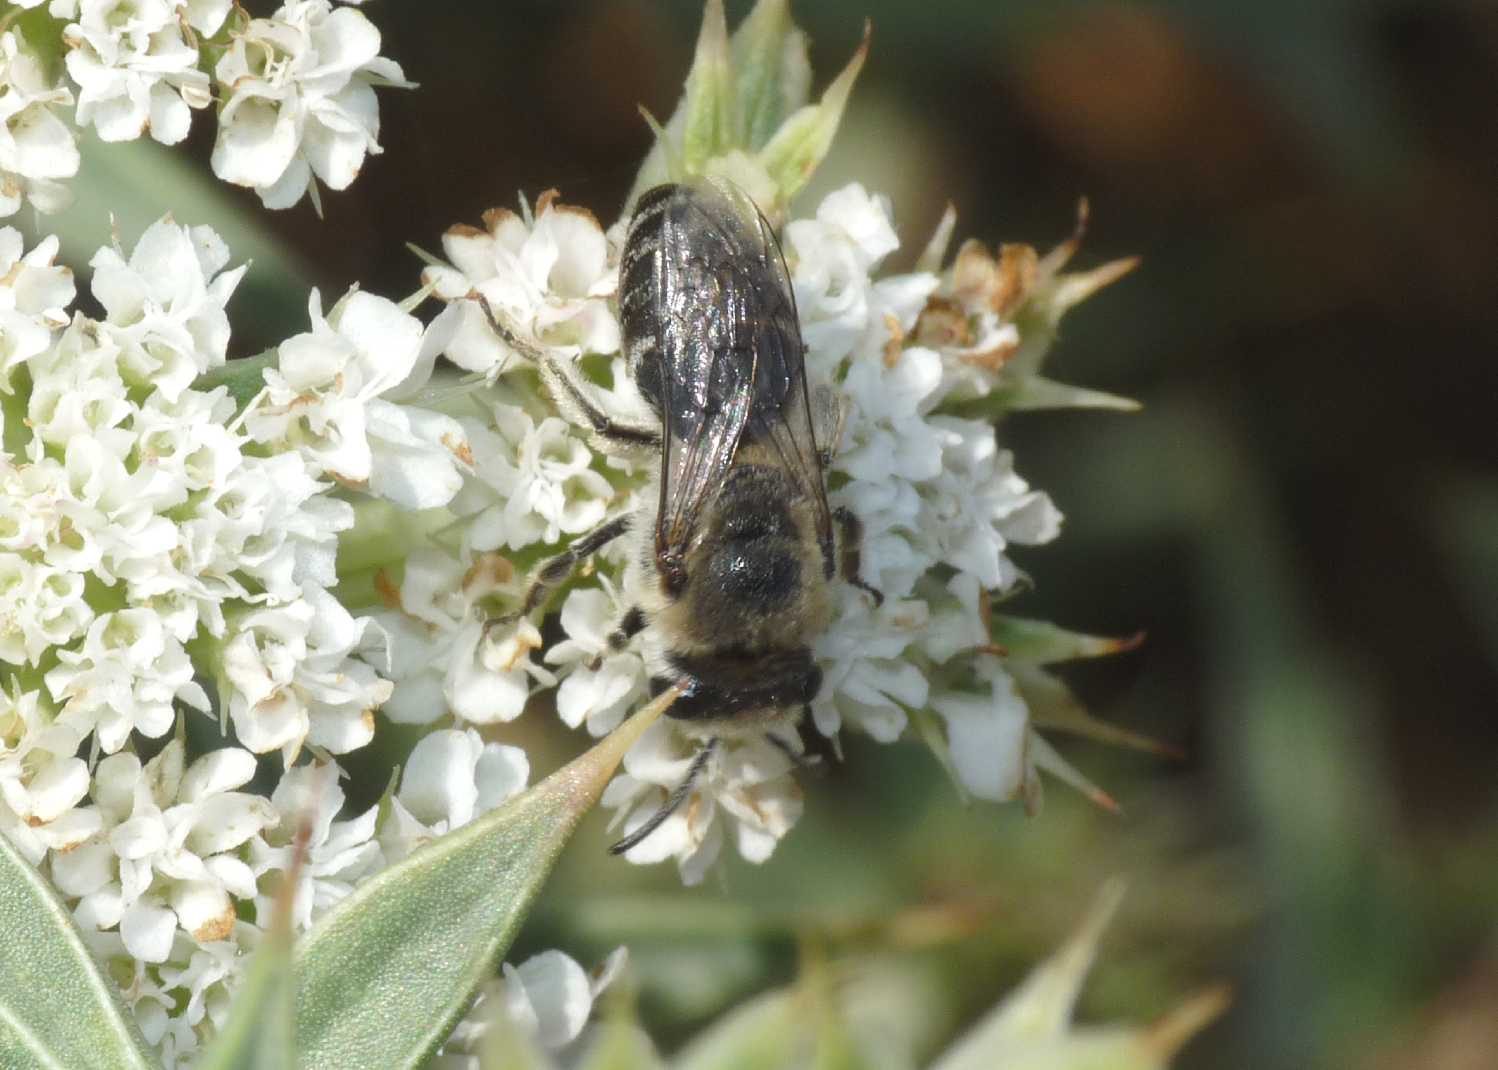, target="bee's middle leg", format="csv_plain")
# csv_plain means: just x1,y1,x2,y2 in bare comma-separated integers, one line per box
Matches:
833,506,884,607
520,514,632,615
